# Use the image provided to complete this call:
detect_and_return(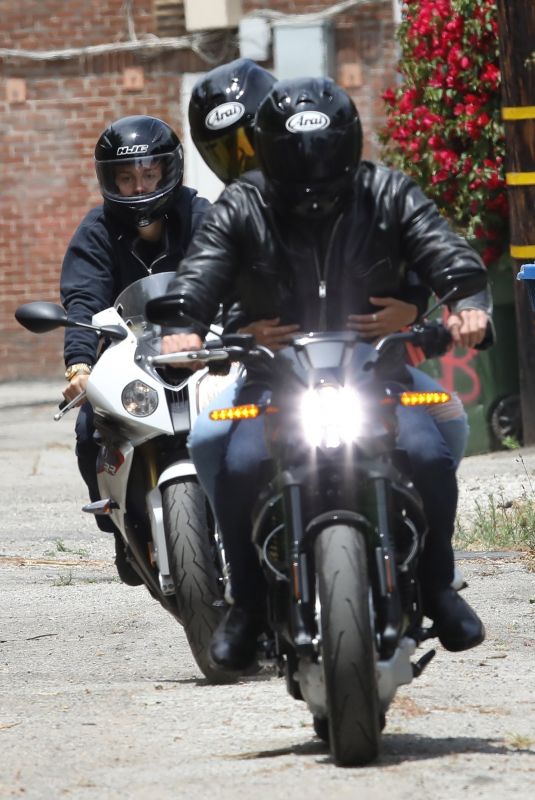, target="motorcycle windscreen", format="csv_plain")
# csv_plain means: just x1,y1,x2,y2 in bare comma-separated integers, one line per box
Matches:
114,271,177,337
